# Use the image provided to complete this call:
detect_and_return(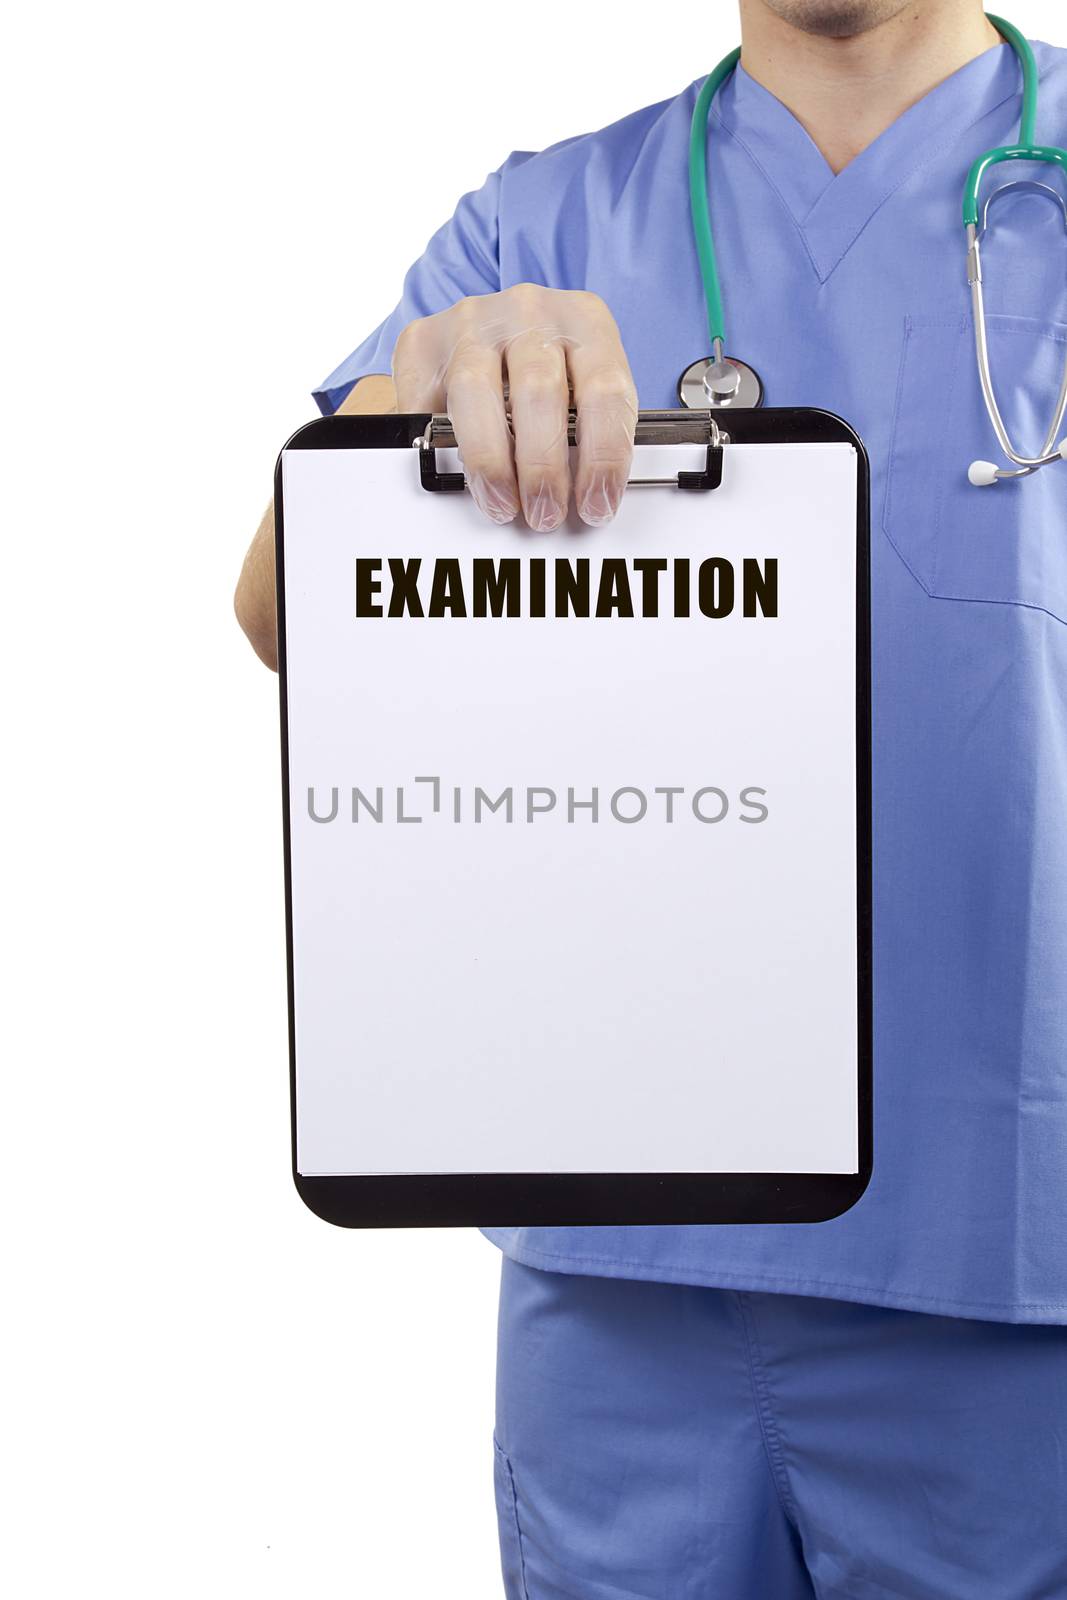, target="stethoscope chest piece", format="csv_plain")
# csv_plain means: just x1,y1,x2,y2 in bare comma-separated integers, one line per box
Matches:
678,354,764,410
